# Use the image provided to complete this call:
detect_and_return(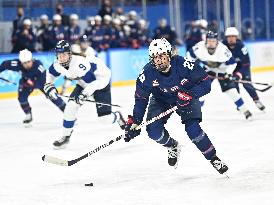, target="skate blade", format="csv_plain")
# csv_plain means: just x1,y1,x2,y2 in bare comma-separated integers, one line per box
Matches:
24,123,32,128
246,116,253,121
53,144,68,150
